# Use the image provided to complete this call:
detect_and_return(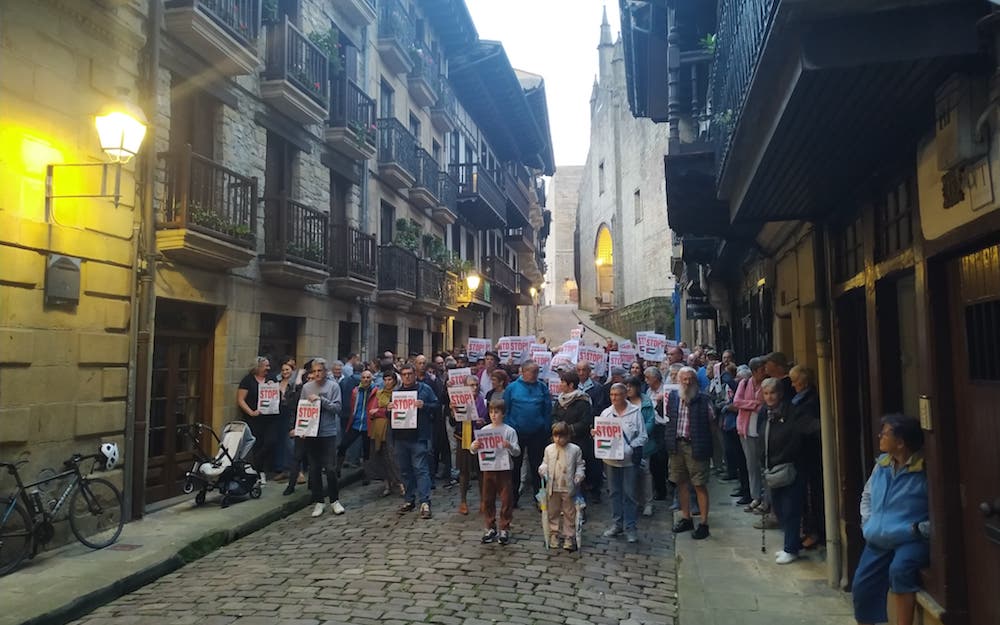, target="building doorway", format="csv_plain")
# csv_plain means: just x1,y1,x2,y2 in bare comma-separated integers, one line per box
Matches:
378,323,398,356
146,300,216,504
595,224,614,310
259,314,299,365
